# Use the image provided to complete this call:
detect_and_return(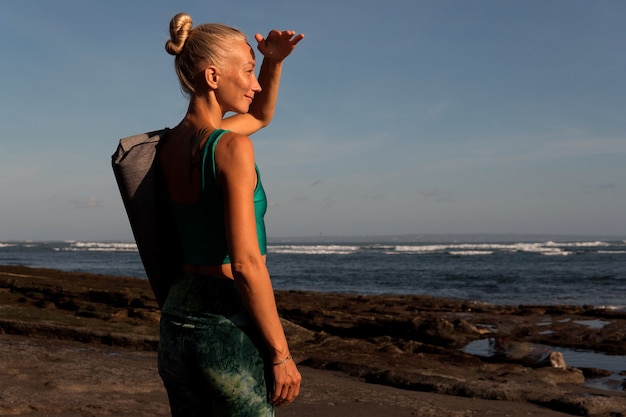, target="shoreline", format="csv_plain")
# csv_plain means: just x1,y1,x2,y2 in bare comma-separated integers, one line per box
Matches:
3,238,626,308
2,261,625,312
1,265,625,416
